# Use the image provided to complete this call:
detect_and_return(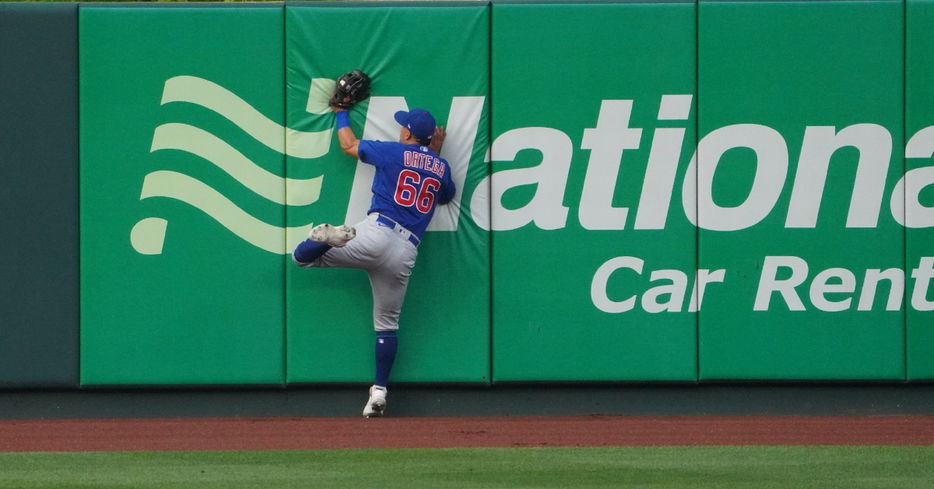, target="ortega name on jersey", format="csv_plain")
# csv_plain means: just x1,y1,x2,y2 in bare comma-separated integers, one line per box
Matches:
403,149,446,179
